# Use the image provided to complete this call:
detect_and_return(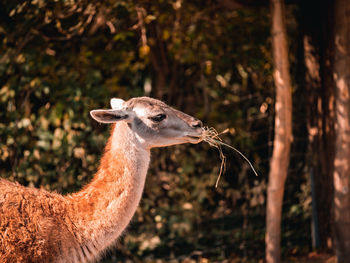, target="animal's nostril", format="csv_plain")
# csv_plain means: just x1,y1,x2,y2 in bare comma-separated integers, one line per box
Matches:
191,120,203,128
